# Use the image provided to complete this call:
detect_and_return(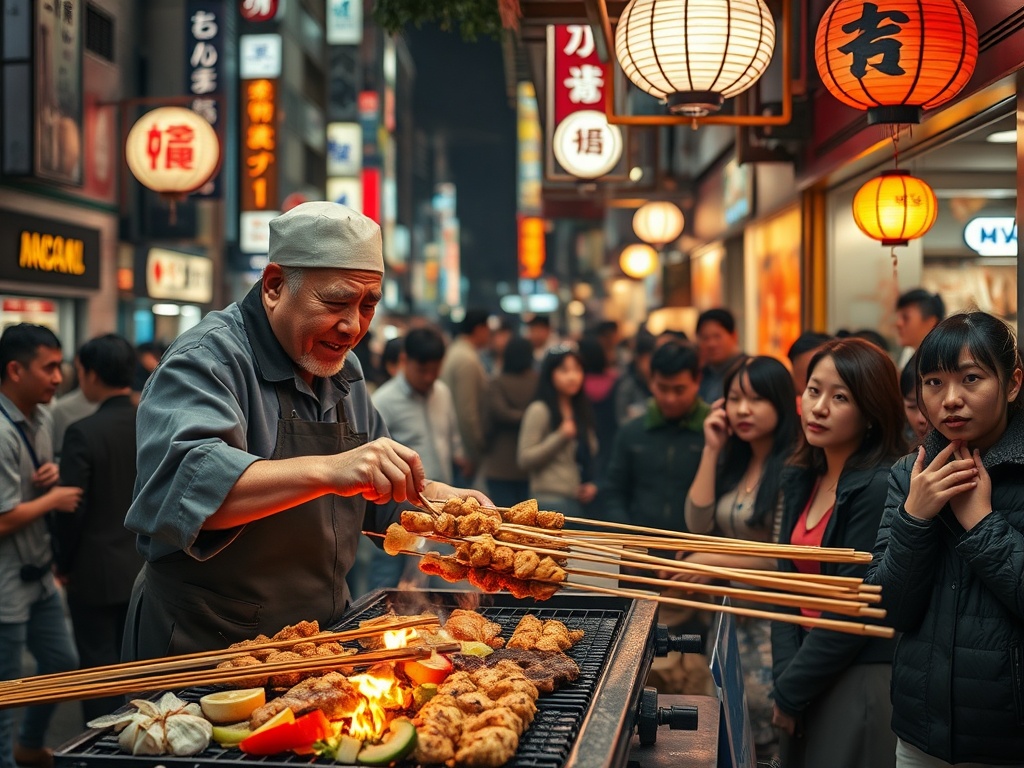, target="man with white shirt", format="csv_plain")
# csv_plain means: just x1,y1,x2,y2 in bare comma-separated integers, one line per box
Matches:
369,327,464,587
895,288,945,371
